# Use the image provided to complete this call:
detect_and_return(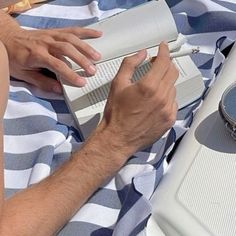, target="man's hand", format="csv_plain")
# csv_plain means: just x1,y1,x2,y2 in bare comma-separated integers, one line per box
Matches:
0,8,102,93
1,26,102,93
99,42,179,160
